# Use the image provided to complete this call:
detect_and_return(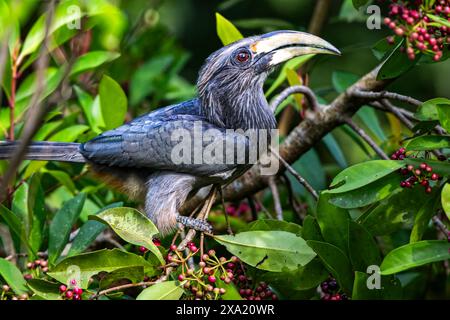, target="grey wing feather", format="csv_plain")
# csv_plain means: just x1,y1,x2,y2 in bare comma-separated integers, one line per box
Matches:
80,113,250,177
